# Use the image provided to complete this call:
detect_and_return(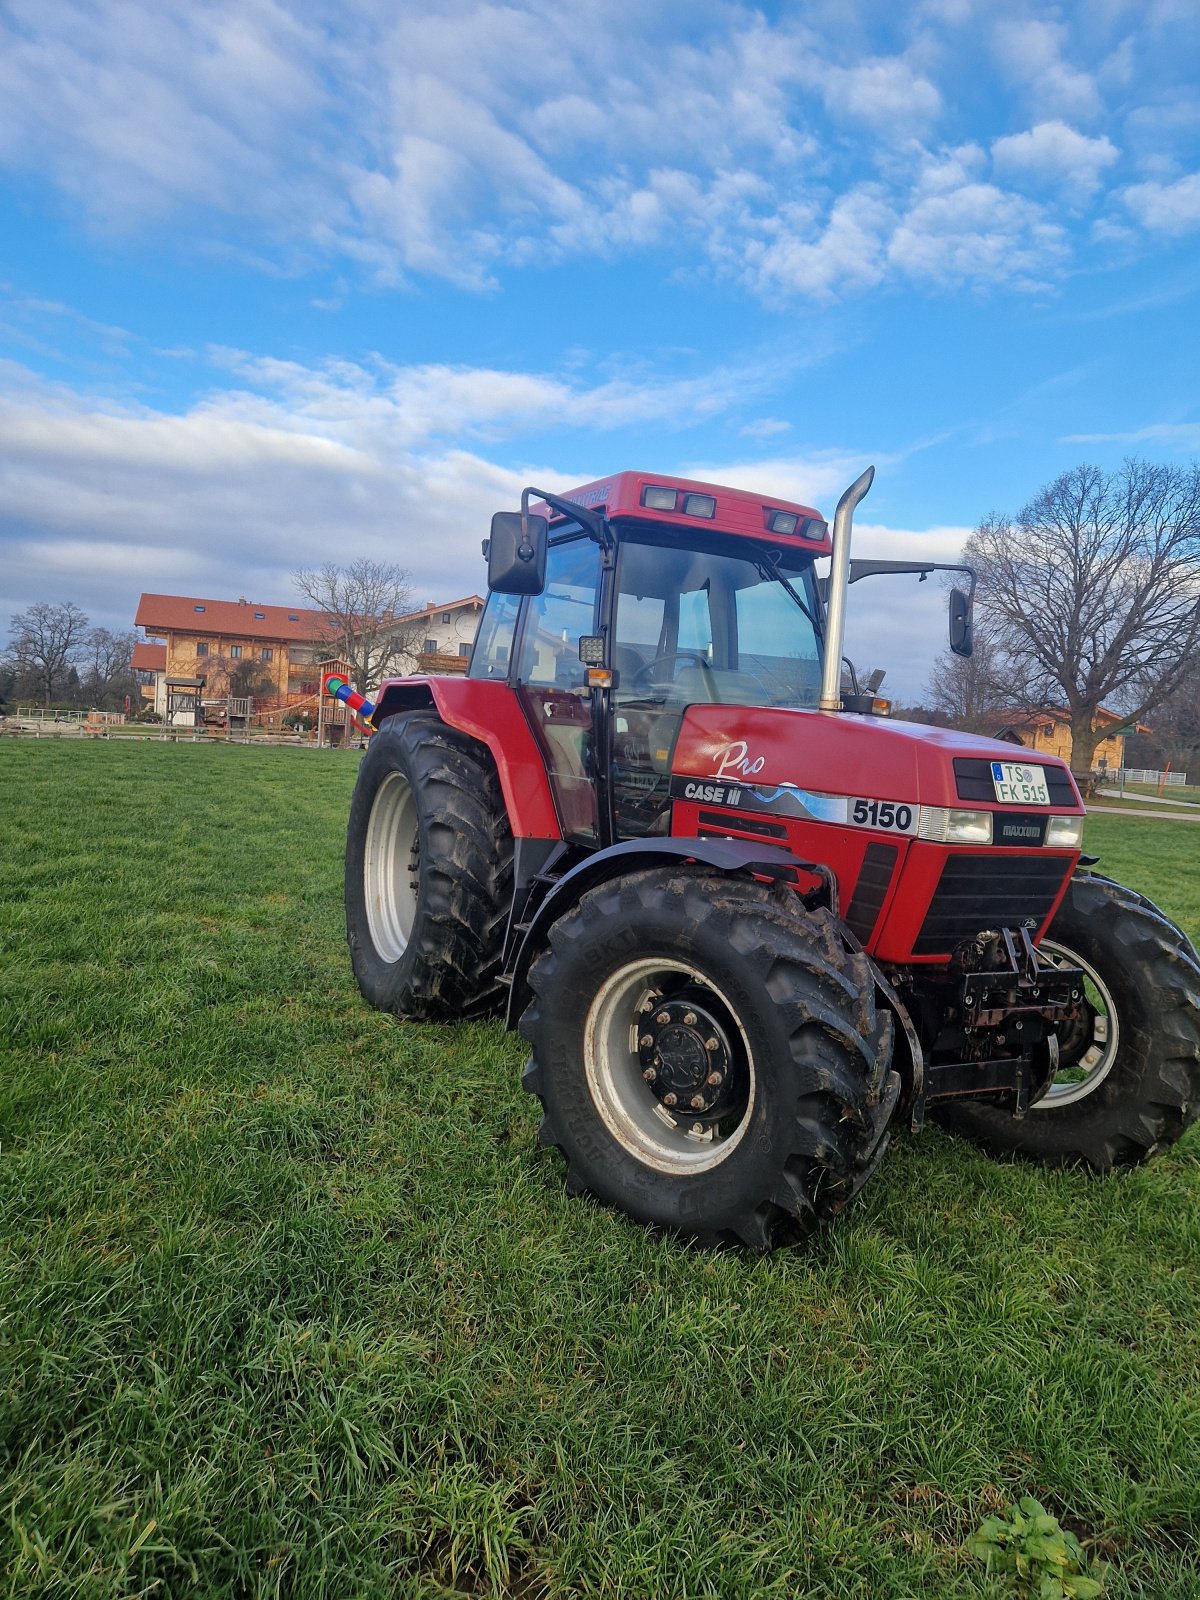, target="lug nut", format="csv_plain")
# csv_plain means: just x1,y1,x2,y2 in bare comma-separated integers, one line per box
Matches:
639,1034,654,1049
705,1037,719,1051
691,1122,704,1134
642,1067,657,1082
706,1071,723,1085
683,1011,697,1026
662,1092,677,1107
690,1094,706,1109
656,1011,670,1025
640,1000,655,1014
